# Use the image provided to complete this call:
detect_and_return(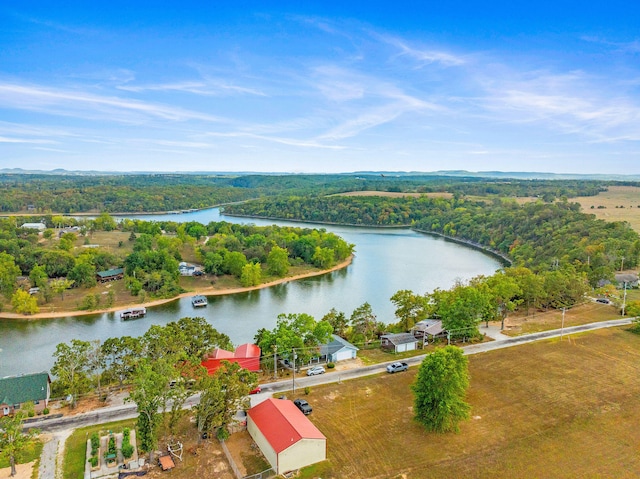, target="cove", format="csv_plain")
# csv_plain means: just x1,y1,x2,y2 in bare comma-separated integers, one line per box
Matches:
0,208,502,376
